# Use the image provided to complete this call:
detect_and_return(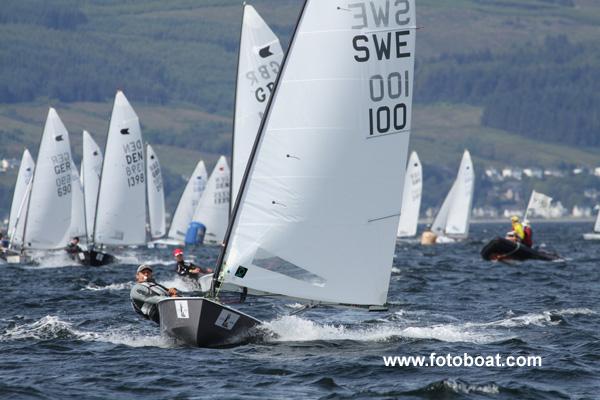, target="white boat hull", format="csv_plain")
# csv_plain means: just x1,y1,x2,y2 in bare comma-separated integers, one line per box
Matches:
583,233,600,240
